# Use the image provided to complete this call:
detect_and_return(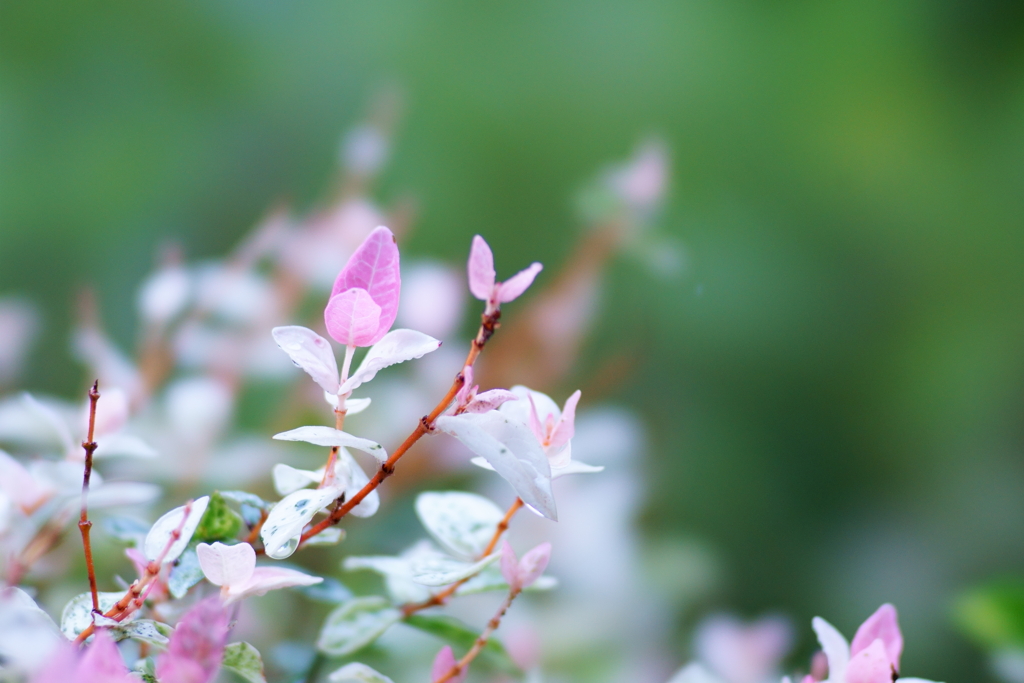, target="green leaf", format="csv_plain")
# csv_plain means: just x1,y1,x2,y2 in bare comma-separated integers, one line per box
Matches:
111,619,172,648
317,597,401,657
954,580,1024,649
403,614,517,673
327,662,395,683
168,546,206,599
223,641,267,683
194,491,243,542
